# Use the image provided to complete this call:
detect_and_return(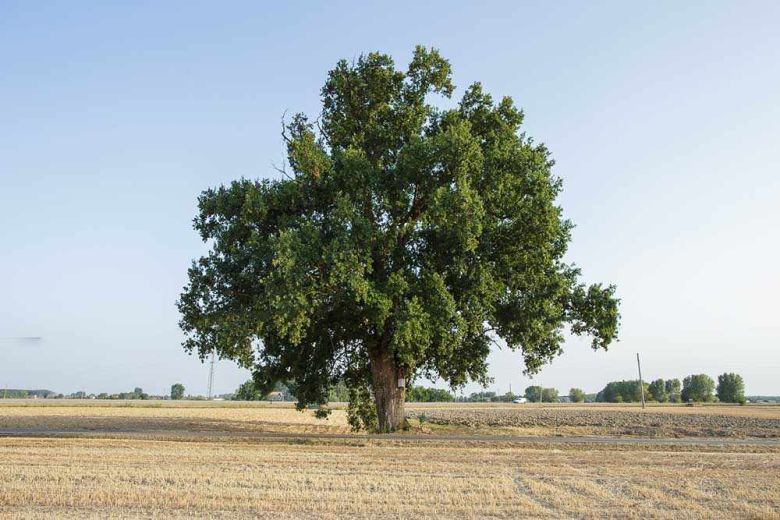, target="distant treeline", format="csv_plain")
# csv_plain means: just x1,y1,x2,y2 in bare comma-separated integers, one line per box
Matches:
3,373,756,405
746,396,780,403
1,387,180,401
595,373,746,404
0,389,56,398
